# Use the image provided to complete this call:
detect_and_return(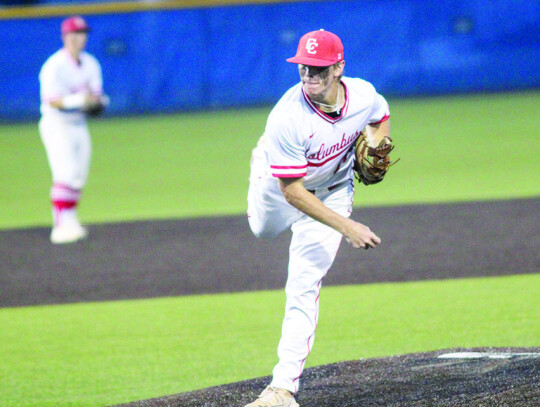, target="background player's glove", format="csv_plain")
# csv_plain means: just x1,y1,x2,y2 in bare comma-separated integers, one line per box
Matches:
353,133,399,185
85,103,105,116
85,95,109,117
